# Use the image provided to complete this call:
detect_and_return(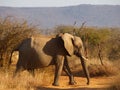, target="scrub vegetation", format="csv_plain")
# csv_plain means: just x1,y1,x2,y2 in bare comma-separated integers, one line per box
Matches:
0,17,120,90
